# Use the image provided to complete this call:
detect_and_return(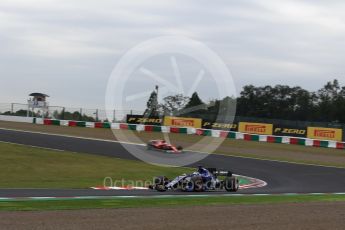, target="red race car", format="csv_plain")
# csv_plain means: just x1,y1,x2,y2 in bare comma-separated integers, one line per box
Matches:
147,140,183,153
